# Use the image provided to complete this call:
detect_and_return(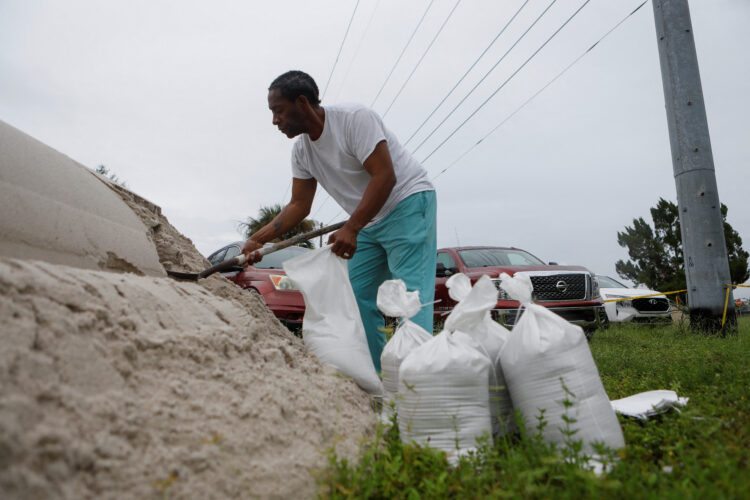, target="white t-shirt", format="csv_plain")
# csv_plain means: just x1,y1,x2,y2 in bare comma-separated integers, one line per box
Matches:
291,103,434,226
